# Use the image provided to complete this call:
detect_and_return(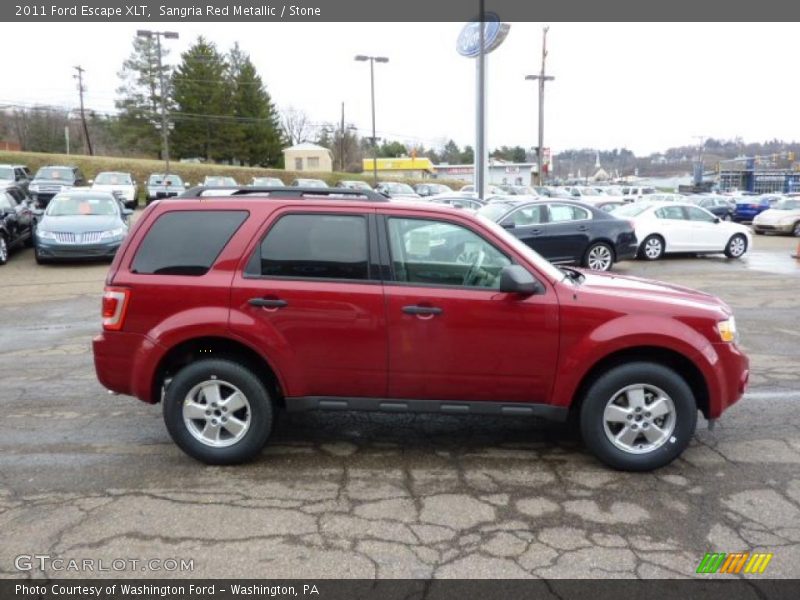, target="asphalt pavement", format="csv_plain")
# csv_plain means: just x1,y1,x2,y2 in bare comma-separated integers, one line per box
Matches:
1,232,799,579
